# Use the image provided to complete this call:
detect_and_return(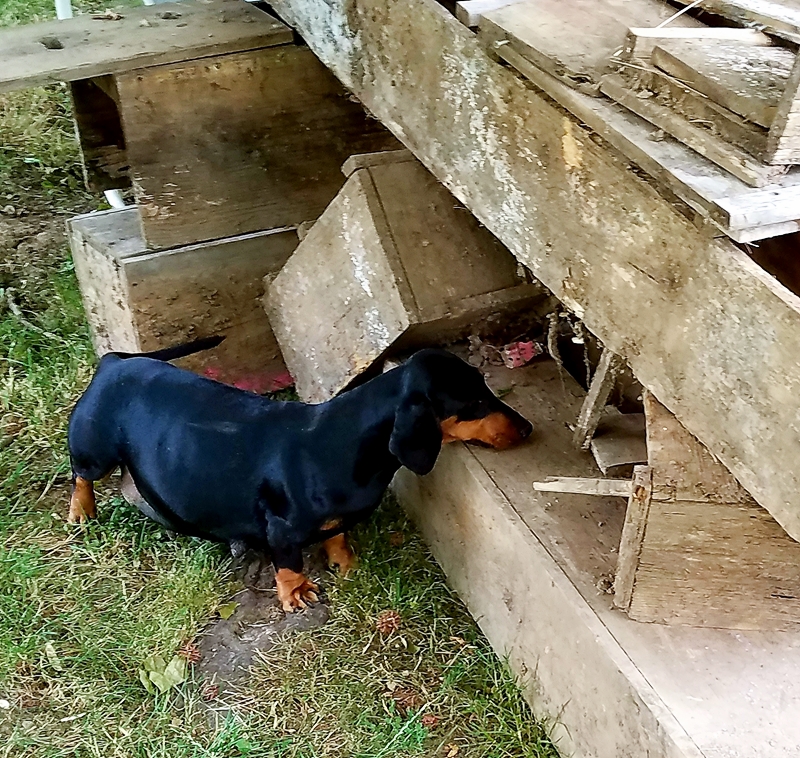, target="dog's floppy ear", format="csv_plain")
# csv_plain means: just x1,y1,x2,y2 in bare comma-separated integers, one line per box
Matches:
389,392,442,475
